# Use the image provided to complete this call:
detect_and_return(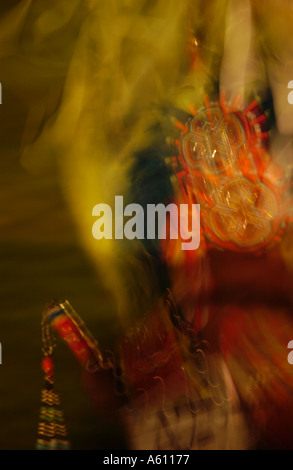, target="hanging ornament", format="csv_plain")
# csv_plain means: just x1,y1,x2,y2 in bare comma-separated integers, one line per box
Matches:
36,300,107,450
36,355,71,450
